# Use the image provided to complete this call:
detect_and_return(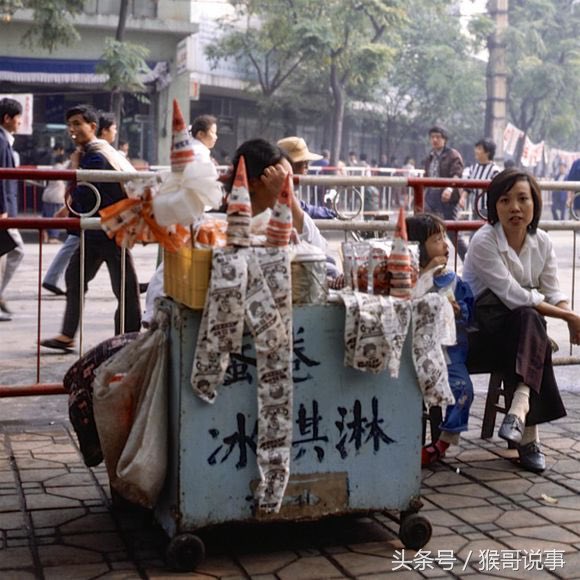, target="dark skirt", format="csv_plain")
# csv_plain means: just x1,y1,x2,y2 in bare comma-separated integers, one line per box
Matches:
467,306,566,426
